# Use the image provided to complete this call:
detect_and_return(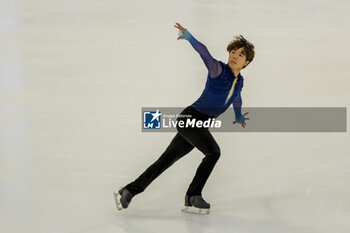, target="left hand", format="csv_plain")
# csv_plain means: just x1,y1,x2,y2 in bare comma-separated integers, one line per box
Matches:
233,112,250,128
